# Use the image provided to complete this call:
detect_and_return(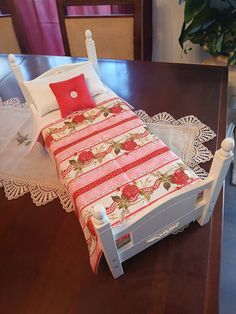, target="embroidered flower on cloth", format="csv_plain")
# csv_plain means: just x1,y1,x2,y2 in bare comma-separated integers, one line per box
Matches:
171,169,189,185
78,151,94,163
106,164,194,223
122,184,139,199
110,184,140,212
121,139,137,151
101,103,124,117
68,150,95,174
65,133,143,178
43,101,127,147
72,113,85,124
109,104,123,114
16,132,31,146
